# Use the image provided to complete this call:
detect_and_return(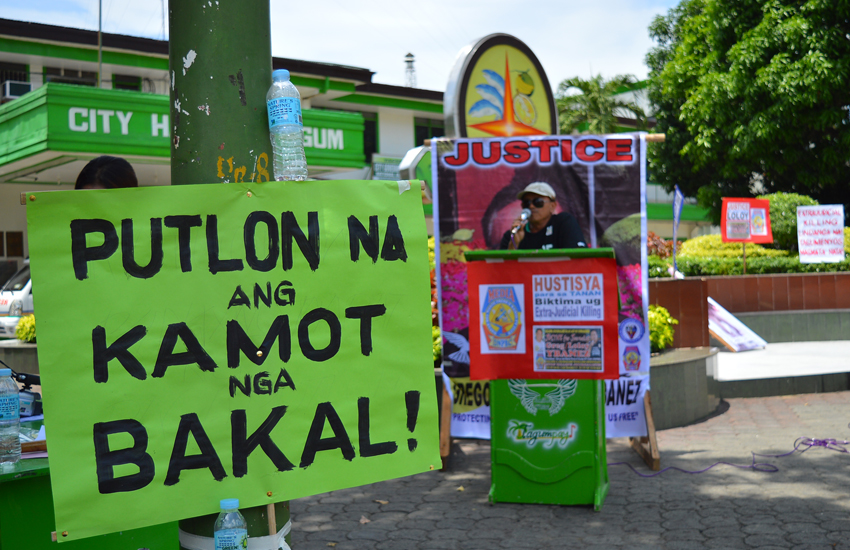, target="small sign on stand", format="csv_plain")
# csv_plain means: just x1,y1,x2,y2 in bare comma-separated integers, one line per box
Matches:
720,198,773,274
708,297,767,352
797,205,845,263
